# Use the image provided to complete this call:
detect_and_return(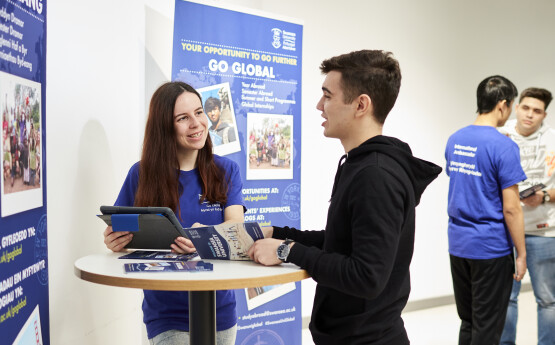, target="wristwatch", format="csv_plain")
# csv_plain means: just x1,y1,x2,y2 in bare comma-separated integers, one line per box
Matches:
276,239,294,262
543,190,551,204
